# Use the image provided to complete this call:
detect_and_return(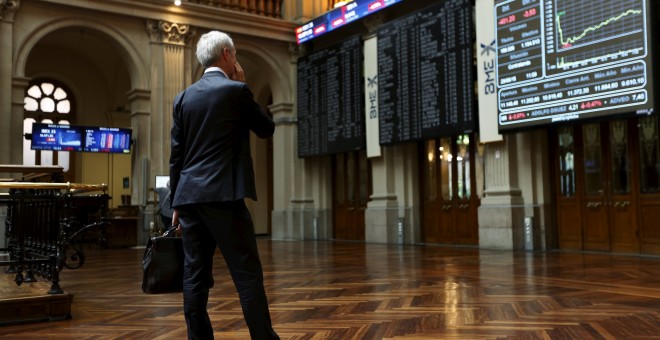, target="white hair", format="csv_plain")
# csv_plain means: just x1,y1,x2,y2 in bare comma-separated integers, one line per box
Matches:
196,31,235,68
